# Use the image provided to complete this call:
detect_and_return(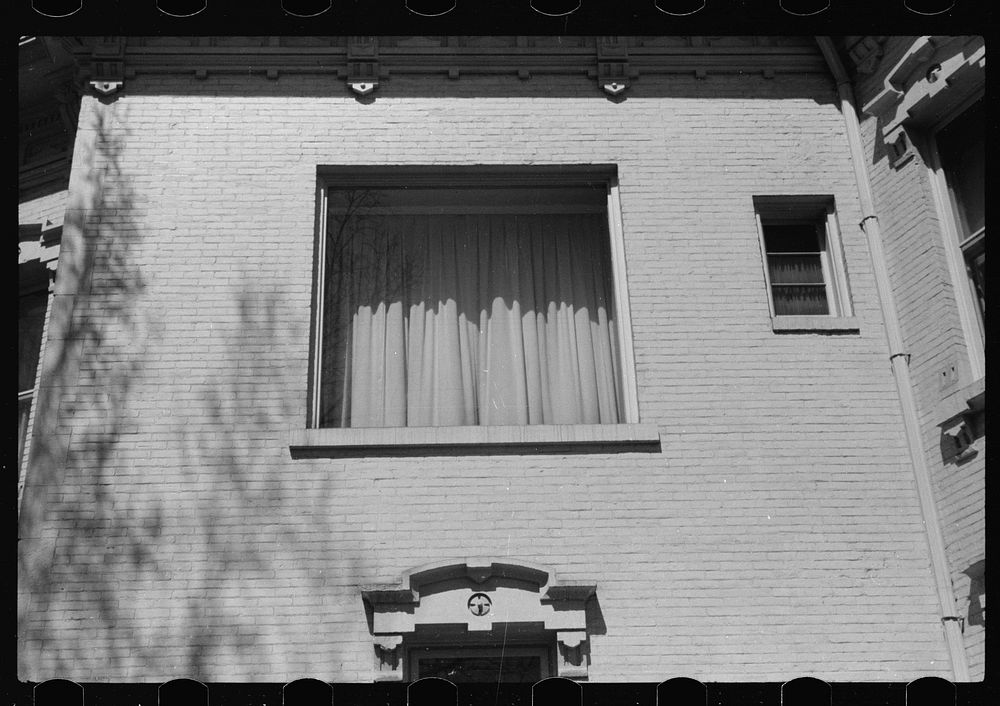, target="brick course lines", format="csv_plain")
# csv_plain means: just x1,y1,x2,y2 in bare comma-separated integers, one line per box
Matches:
851,36,985,679
18,69,952,681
